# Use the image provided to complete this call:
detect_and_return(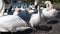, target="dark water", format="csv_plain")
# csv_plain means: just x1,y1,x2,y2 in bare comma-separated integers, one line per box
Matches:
19,10,32,21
